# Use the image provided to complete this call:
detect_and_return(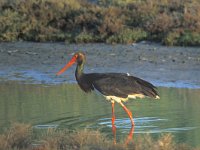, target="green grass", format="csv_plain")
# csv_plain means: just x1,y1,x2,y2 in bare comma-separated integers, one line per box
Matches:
0,123,199,150
1,0,200,46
